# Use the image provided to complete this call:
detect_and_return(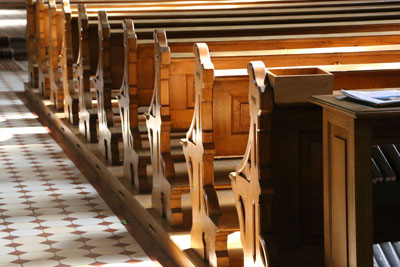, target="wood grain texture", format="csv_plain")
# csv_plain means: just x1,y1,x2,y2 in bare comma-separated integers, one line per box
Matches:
94,11,124,165
229,61,328,266
118,19,153,193
181,43,249,266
